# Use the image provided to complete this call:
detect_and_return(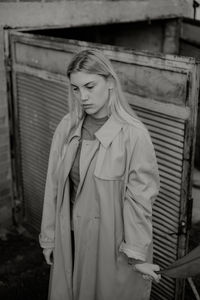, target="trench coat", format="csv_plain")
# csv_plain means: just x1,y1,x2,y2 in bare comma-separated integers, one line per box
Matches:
39,113,160,300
